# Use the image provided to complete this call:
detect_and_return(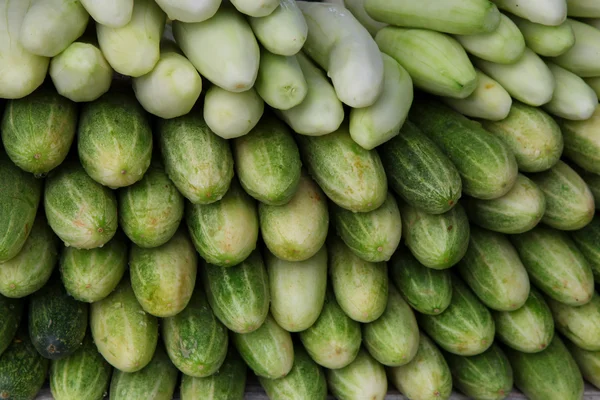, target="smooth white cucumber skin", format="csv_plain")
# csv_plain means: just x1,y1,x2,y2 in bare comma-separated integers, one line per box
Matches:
80,0,134,28
249,0,308,56
230,0,279,17
508,14,575,57
154,0,221,23
254,50,308,111
203,86,264,140
550,19,600,77
342,0,388,37
492,0,567,26
543,62,598,121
